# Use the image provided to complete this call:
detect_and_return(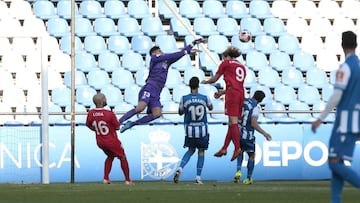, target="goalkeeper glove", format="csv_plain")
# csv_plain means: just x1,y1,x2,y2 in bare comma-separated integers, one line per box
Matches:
192,38,205,46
